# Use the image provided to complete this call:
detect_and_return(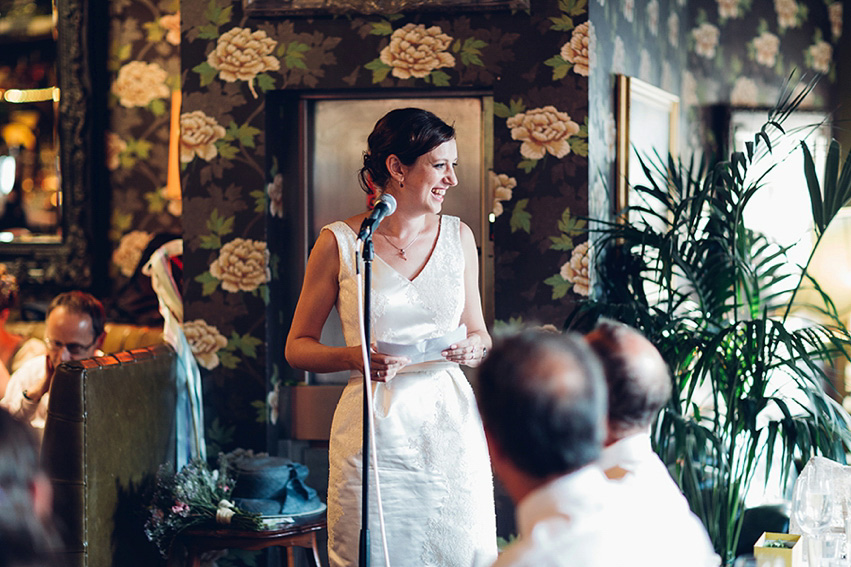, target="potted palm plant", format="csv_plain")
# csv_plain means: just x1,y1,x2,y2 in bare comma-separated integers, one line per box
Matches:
568,78,851,564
